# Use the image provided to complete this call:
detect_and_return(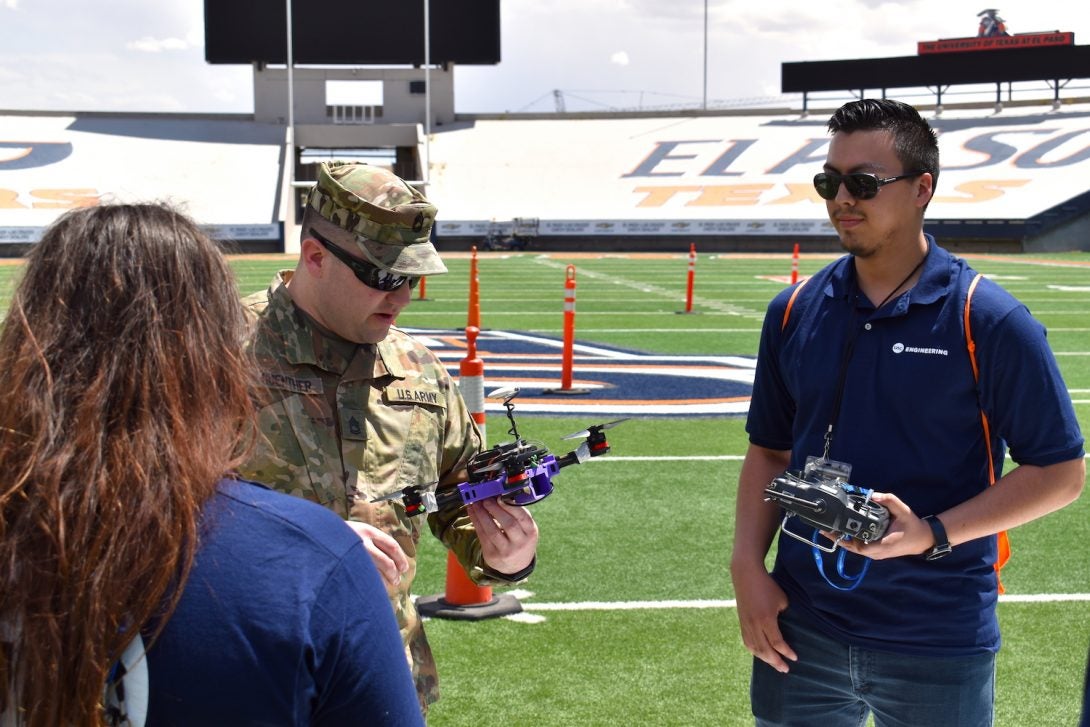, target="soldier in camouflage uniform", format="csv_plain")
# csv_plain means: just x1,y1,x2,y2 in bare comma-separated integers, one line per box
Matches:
239,162,539,715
